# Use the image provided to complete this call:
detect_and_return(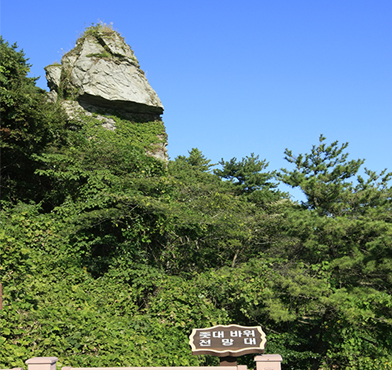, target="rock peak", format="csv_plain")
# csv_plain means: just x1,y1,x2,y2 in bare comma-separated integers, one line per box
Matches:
45,24,163,119
45,24,168,162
